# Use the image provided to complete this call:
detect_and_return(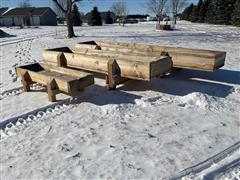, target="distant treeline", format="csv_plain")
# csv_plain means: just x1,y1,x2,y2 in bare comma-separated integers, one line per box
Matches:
126,14,149,19
181,0,240,26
